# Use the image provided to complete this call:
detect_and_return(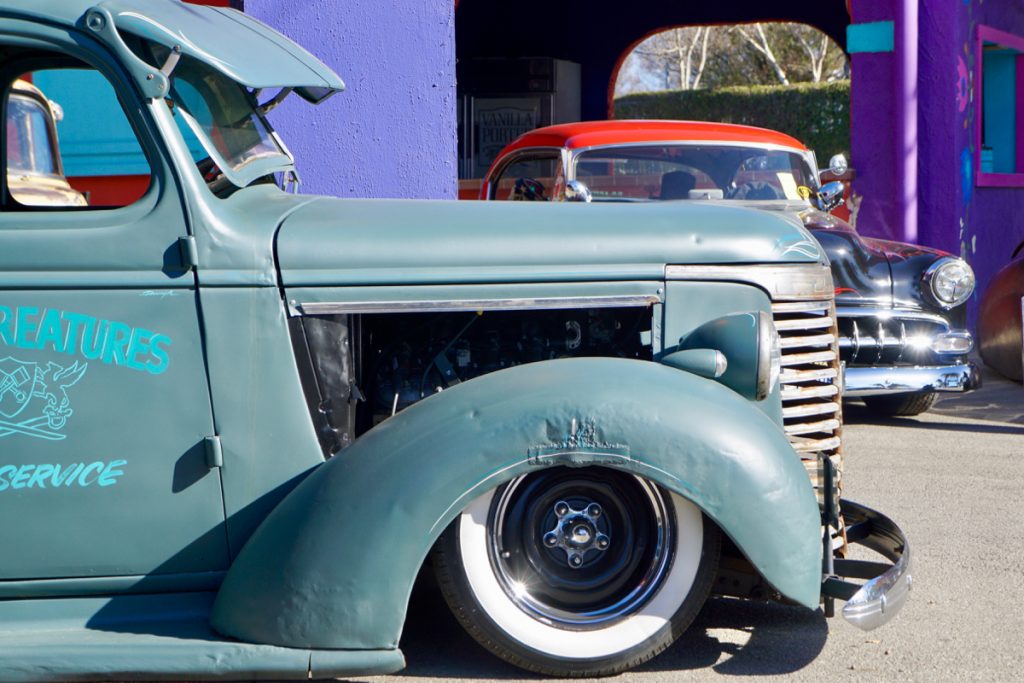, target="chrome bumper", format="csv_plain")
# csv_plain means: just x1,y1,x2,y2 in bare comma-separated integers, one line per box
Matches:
822,500,911,631
843,362,980,397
